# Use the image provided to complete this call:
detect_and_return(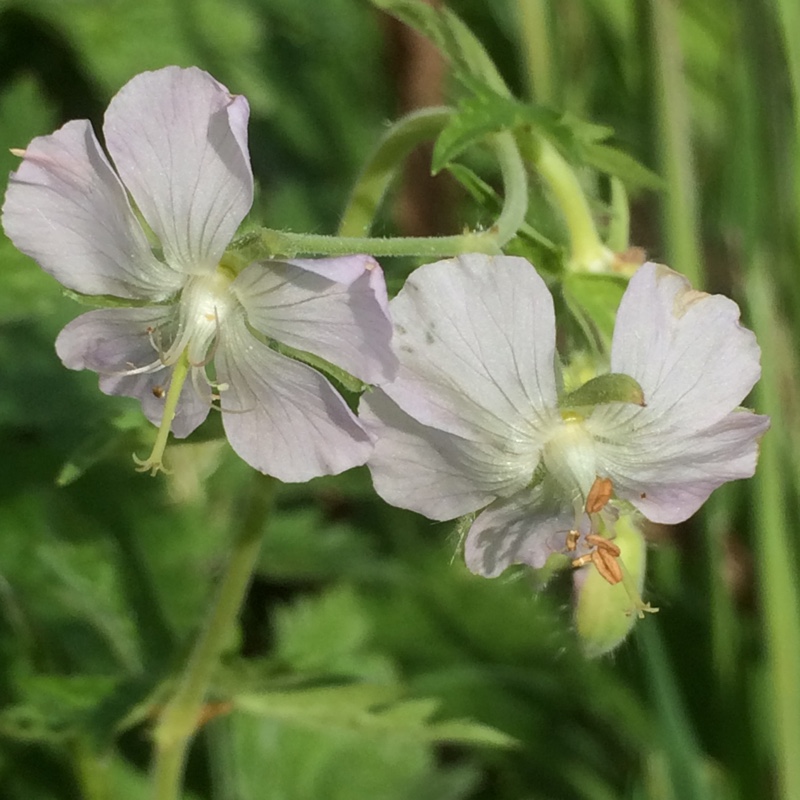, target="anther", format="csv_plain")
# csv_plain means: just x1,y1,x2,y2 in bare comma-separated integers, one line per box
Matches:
585,534,621,557
565,529,580,552
585,476,613,514
591,548,623,584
